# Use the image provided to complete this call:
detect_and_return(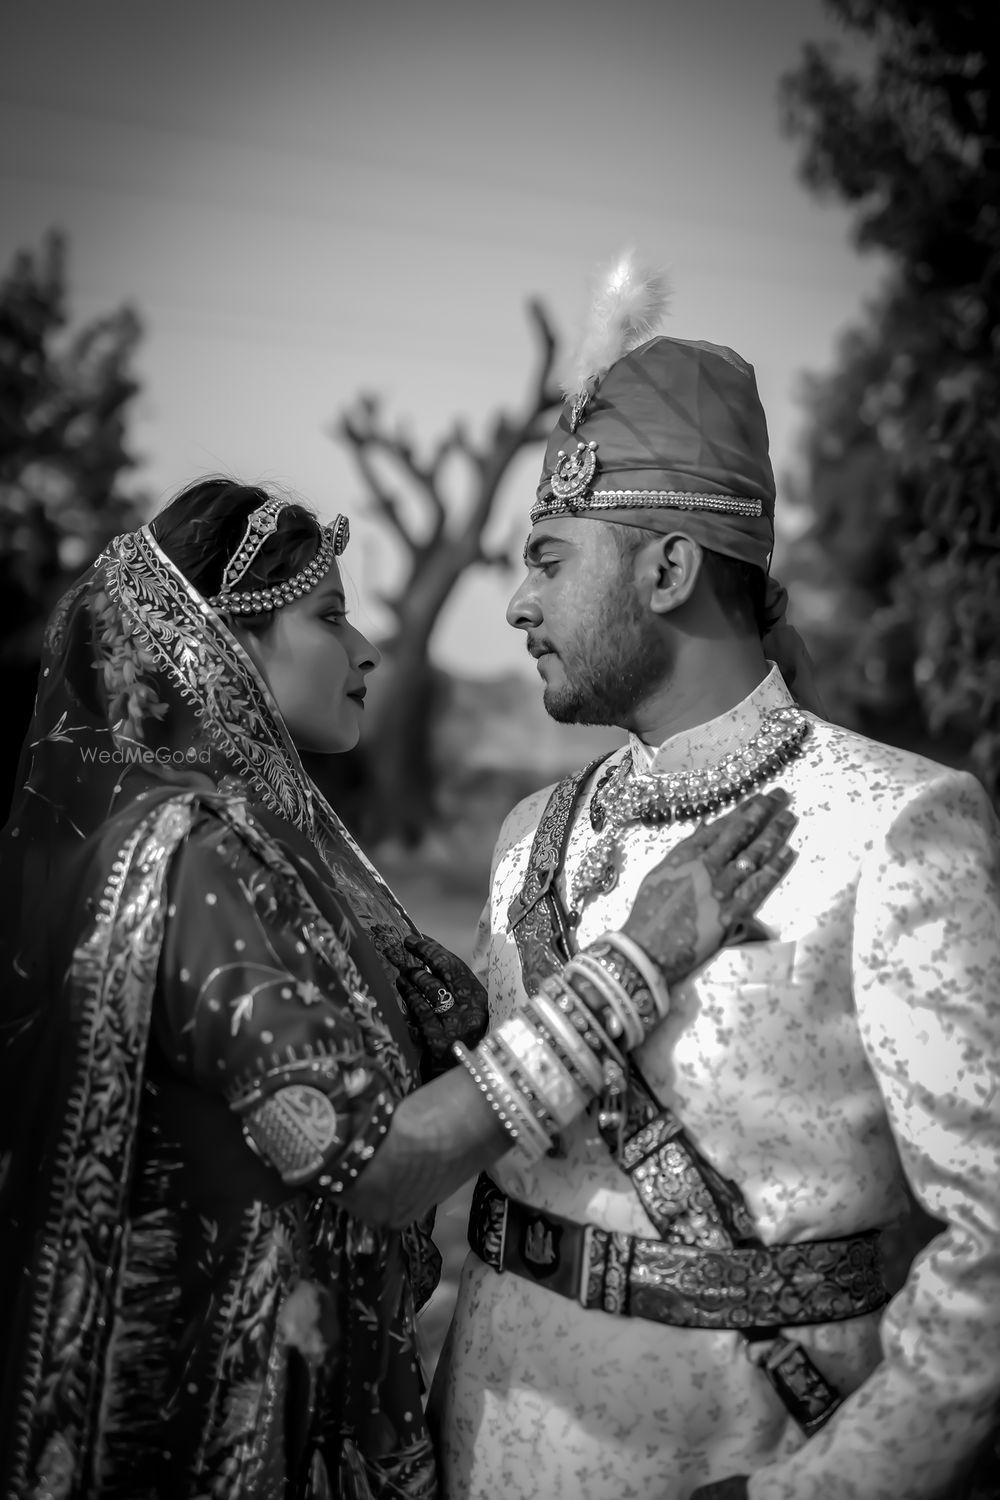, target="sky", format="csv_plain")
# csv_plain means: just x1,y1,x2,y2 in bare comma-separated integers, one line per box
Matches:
0,0,885,678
